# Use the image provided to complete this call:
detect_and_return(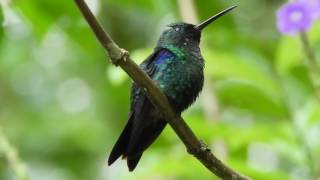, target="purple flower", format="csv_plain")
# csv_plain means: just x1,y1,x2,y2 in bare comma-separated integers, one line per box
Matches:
298,0,320,18
310,0,320,18
277,1,314,35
